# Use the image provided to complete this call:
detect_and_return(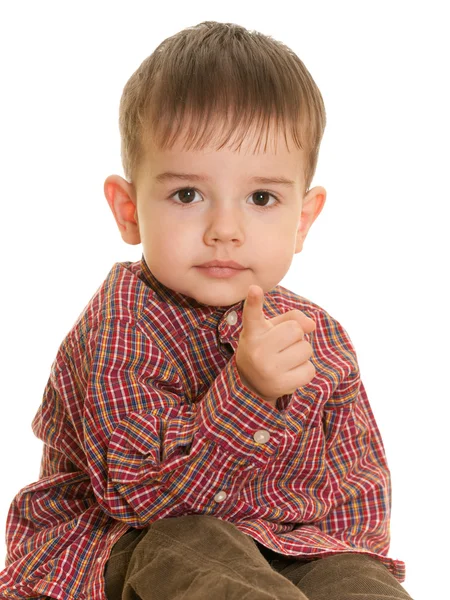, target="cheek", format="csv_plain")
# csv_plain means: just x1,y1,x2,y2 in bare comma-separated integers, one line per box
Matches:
151,221,193,260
